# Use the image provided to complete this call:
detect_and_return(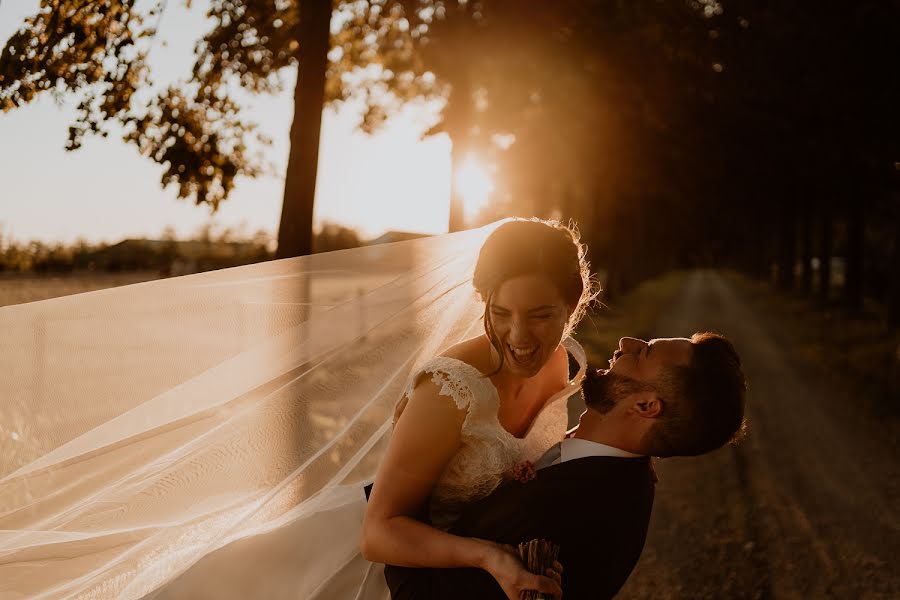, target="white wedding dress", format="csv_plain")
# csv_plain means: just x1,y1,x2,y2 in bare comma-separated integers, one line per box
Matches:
273,337,587,600
406,339,587,532
0,222,585,599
